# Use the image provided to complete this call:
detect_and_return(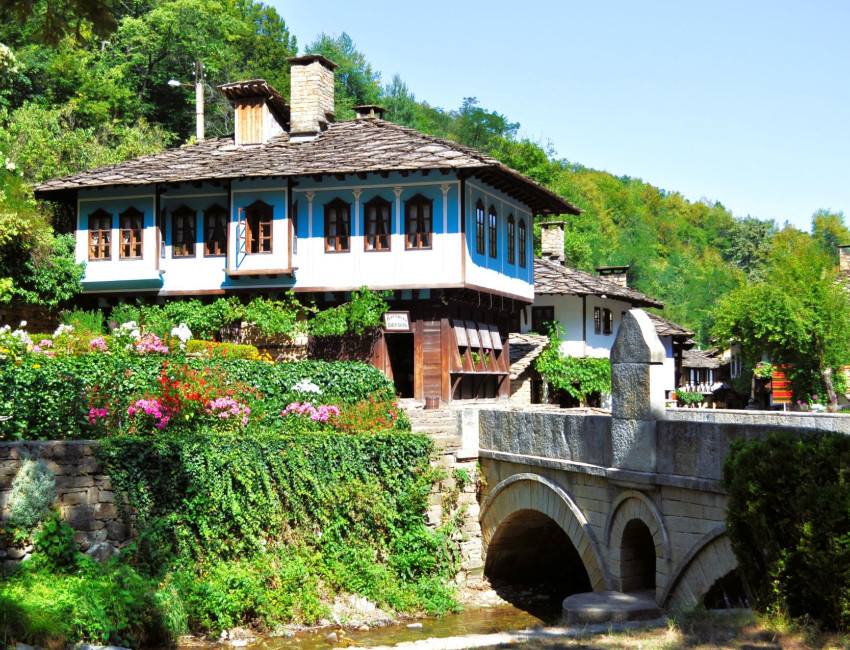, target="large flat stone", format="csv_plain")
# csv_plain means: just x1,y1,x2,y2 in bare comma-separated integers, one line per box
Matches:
563,590,662,625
